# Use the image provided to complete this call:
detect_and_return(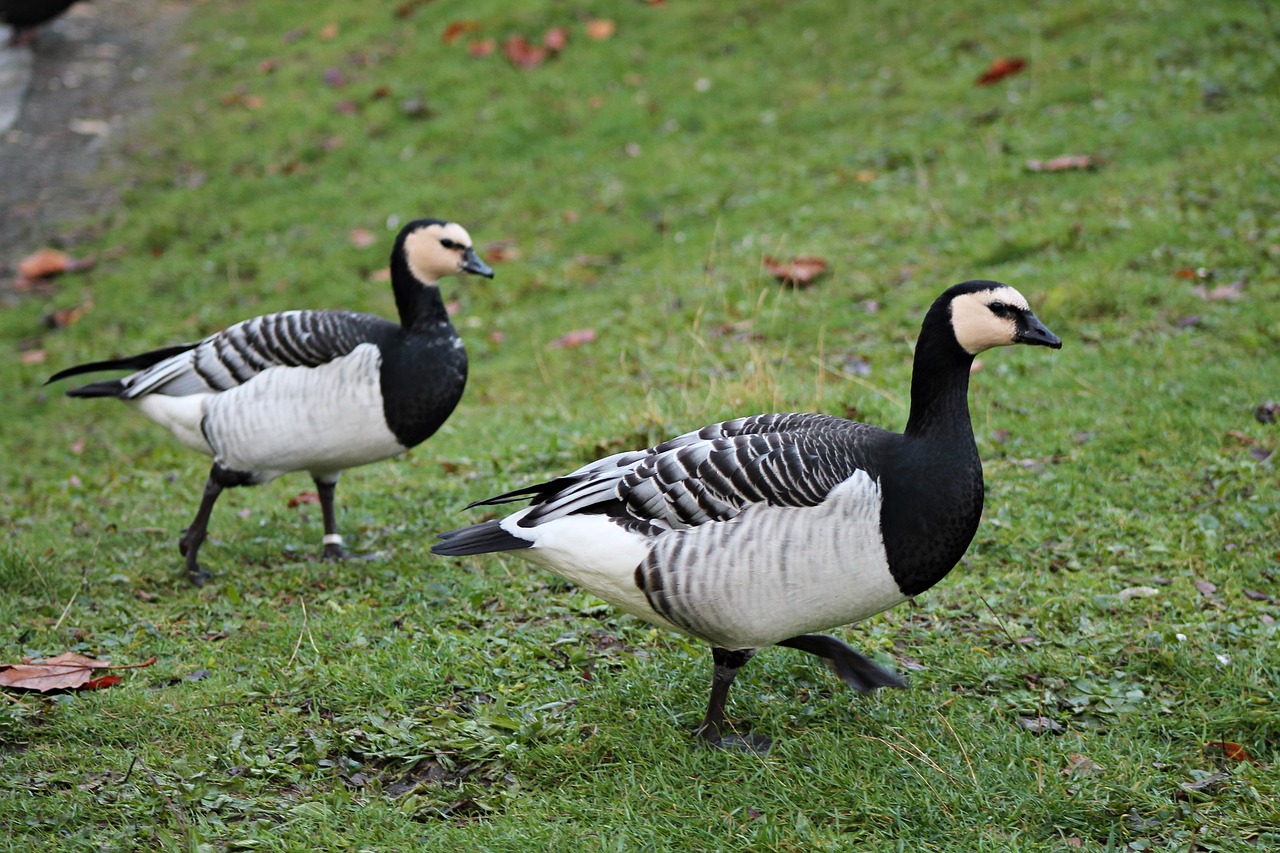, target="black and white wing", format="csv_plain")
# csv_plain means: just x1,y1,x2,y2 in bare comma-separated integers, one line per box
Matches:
474,412,892,535
50,310,395,399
